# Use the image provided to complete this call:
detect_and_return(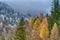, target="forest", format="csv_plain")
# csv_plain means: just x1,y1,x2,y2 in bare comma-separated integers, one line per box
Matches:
14,0,60,40
0,0,60,40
